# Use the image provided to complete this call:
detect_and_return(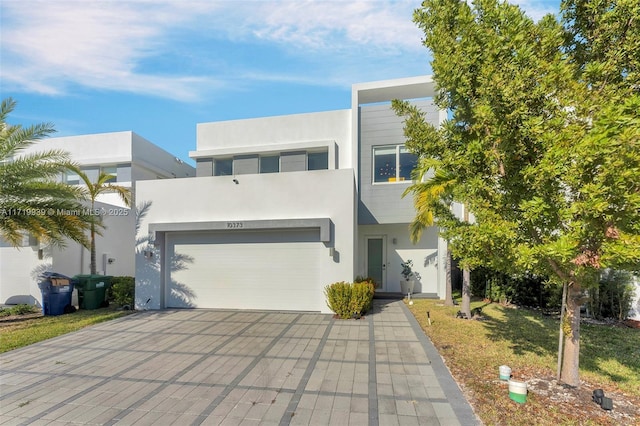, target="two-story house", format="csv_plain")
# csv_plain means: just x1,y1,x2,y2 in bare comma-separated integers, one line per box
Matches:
135,75,449,313
0,131,194,306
